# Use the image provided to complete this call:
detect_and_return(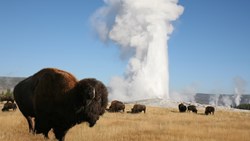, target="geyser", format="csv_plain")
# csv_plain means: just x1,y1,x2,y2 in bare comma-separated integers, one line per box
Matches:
92,0,184,101
234,76,246,106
